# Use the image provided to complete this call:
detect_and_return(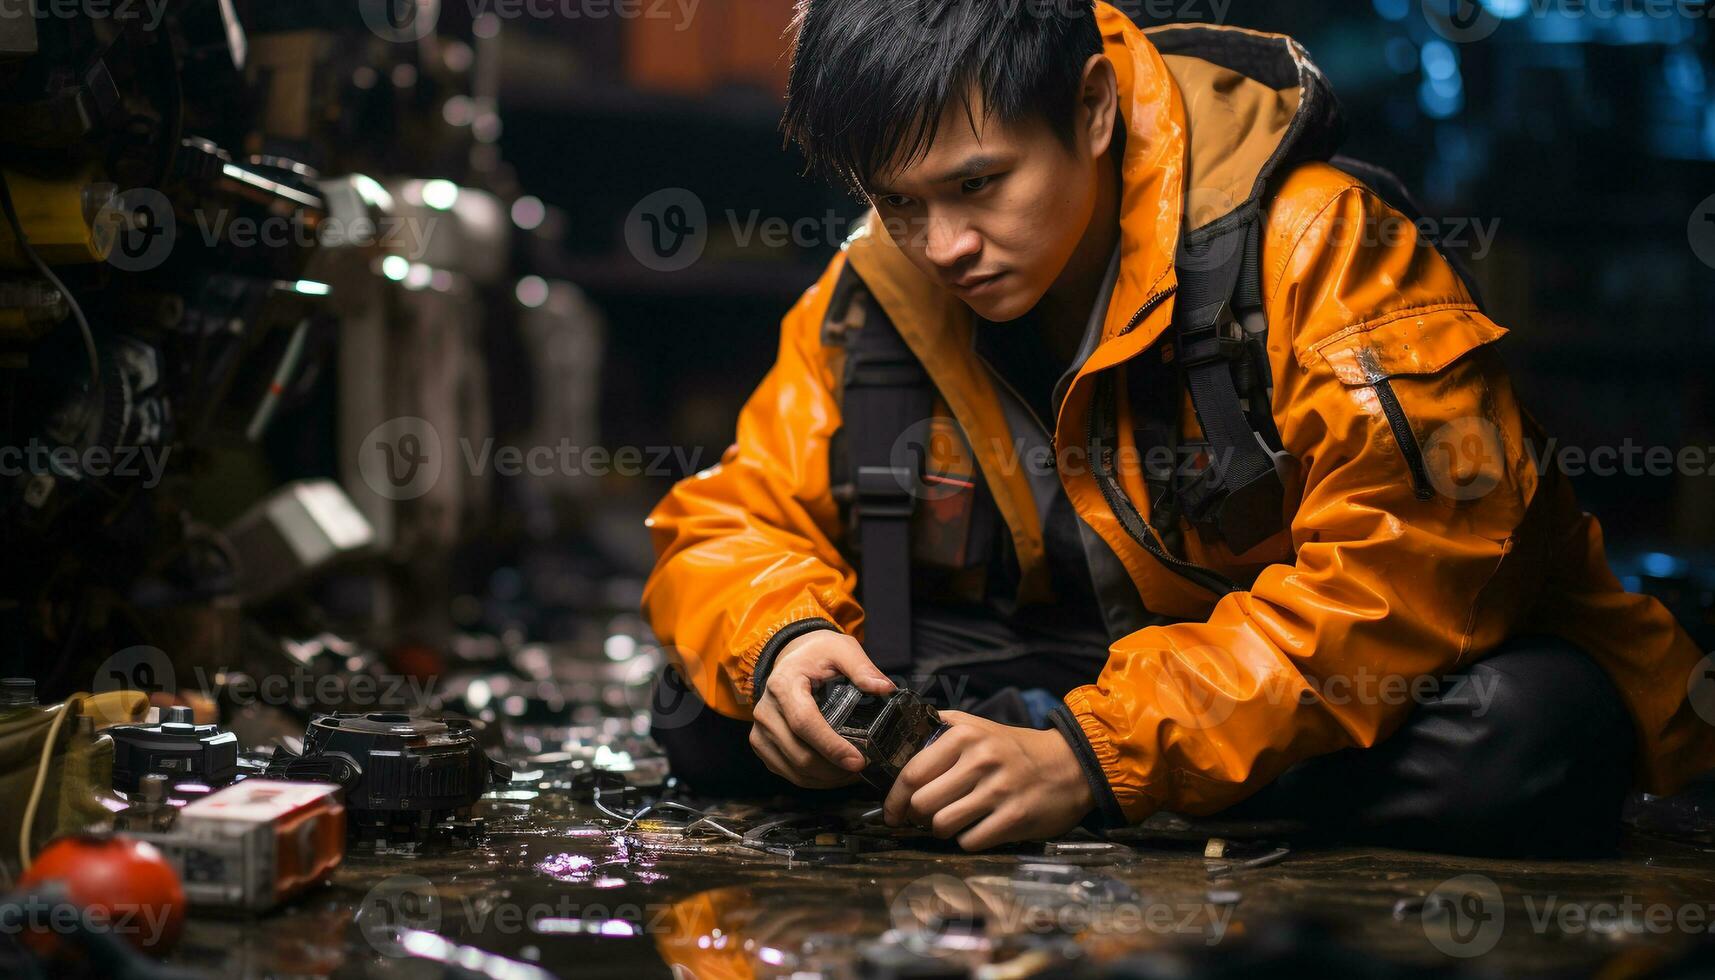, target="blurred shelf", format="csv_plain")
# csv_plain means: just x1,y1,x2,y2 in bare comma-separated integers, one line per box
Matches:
501,80,785,129
556,254,823,299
